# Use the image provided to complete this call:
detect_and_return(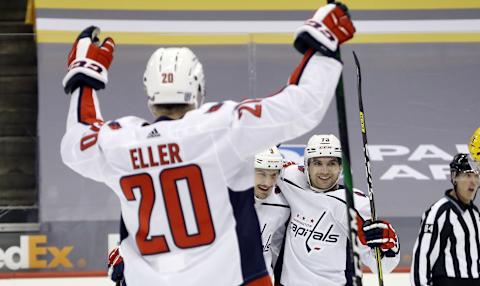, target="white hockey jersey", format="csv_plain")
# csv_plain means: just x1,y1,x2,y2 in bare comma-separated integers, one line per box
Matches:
61,52,342,286
255,189,290,277
277,165,400,286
